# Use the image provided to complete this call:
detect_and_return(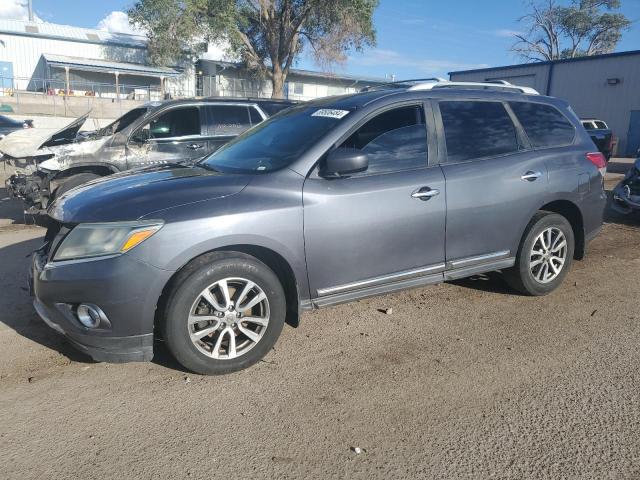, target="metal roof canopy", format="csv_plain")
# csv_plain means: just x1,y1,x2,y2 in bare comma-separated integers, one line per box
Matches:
0,18,147,49
201,59,387,84
43,54,181,78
